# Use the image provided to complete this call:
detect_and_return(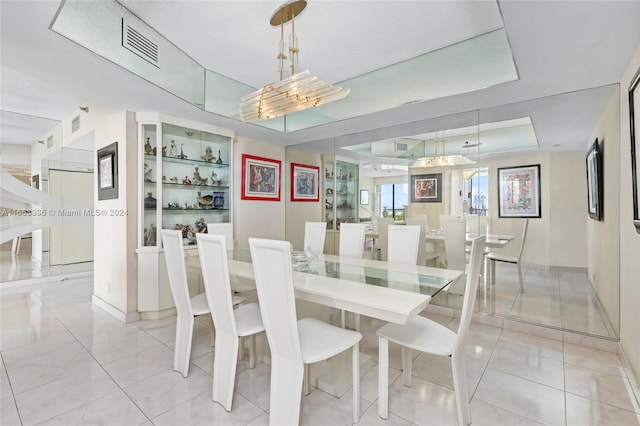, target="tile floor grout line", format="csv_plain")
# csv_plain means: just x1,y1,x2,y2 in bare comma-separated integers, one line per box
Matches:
0,352,24,426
